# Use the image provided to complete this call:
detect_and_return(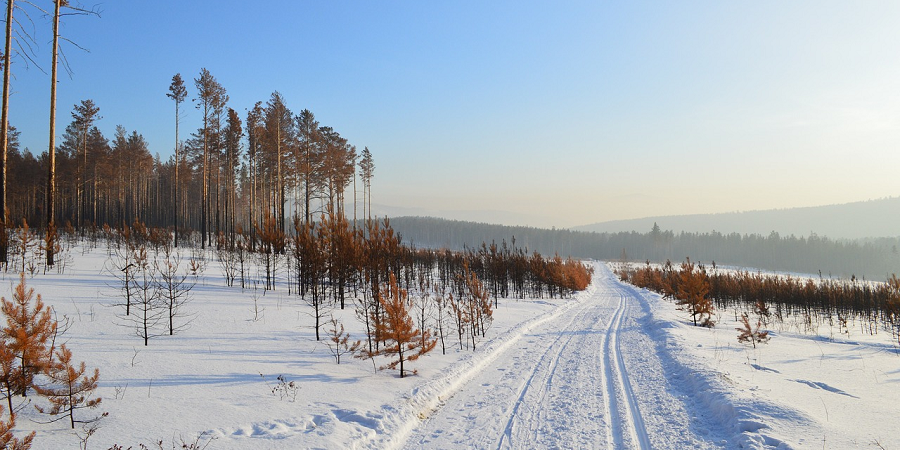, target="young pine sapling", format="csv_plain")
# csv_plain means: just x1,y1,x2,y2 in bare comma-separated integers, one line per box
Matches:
323,315,361,364
34,344,104,429
736,313,770,349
